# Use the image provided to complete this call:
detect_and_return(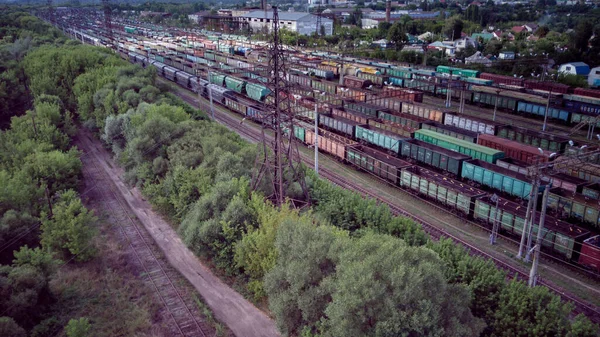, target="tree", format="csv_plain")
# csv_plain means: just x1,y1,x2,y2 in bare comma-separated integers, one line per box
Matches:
573,21,593,53
444,16,464,40
0,317,26,337
387,22,408,51
264,220,347,336
321,233,485,336
40,189,97,261
65,317,91,337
